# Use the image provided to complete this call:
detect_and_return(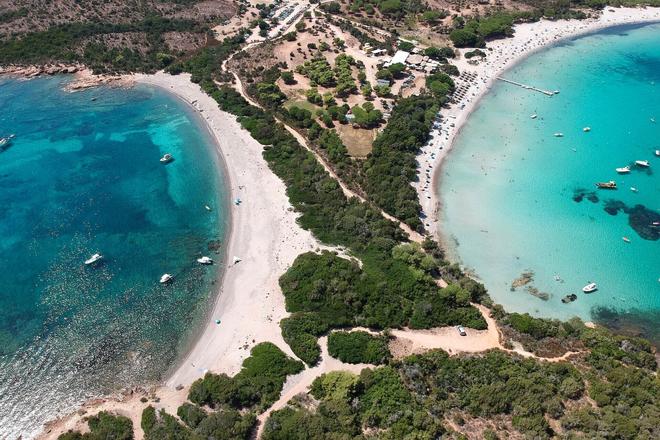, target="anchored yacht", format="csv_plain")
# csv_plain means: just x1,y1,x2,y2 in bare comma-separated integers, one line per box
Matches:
84,253,103,265
582,283,597,293
197,256,213,265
